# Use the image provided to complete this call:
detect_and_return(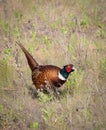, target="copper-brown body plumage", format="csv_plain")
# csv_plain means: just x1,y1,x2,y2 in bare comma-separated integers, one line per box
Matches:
32,65,65,90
